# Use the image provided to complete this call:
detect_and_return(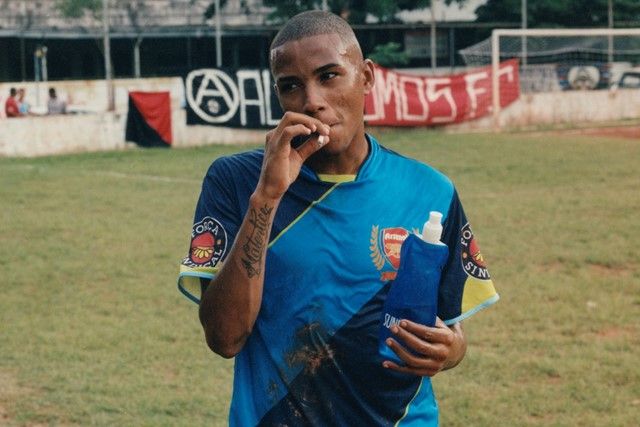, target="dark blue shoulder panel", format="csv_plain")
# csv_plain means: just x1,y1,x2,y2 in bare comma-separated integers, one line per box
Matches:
257,286,421,426
198,149,334,248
